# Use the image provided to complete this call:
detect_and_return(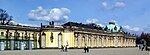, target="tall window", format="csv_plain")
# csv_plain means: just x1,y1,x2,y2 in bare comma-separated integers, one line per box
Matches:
1,32,4,36
25,31,27,39
18,33,20,37
28,33,30,37
22,32,24,40
32,34,34,38
28,33,30,40
9,32,12,36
